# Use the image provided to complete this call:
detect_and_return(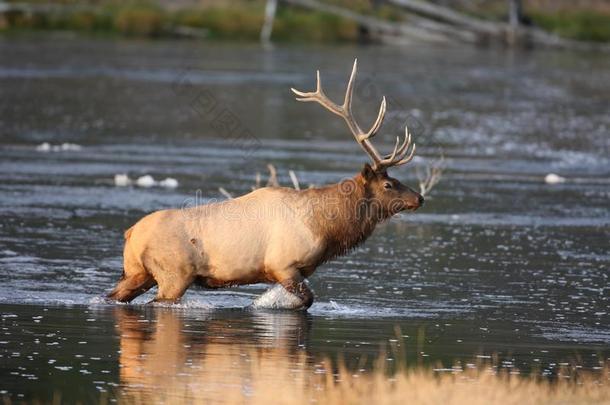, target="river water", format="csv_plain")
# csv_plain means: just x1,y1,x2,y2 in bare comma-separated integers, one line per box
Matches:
0,37,608,402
